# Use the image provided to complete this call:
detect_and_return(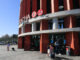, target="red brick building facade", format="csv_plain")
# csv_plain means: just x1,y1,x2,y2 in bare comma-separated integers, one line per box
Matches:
18,0,80,55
